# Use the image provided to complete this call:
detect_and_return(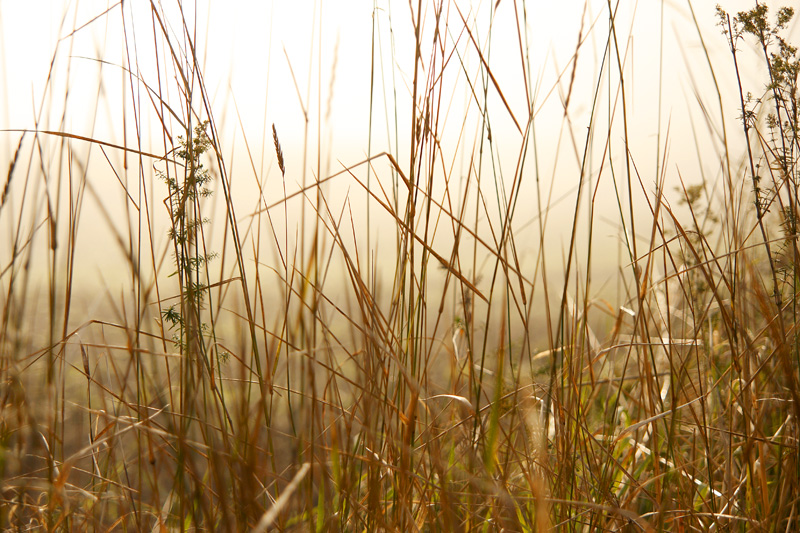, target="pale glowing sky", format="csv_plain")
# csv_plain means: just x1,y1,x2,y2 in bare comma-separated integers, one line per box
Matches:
2,1,791,174
1,0,798,292
2,0,763,160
